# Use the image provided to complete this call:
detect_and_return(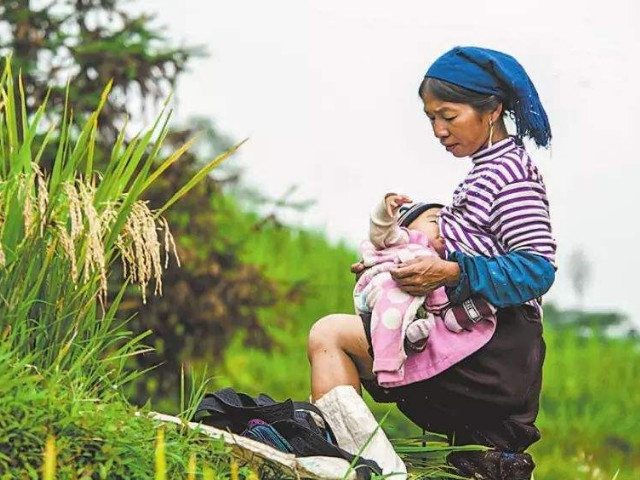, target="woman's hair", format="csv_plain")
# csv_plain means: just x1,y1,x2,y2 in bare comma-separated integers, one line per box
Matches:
419,77,505,115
